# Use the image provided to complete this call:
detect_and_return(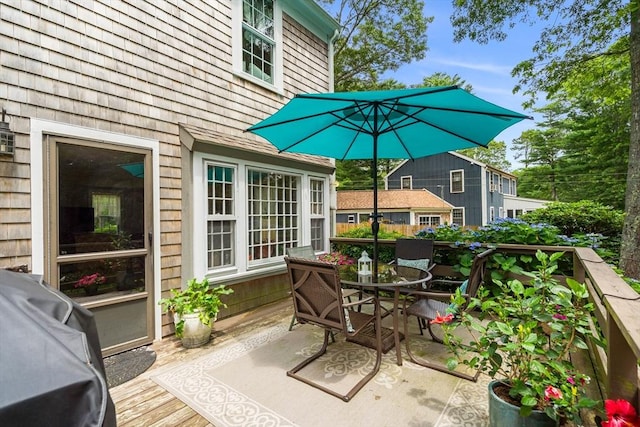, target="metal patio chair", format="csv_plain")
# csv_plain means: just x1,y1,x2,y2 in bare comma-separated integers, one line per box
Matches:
401,247,495,381
285,257,383,402
286,246,359,332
